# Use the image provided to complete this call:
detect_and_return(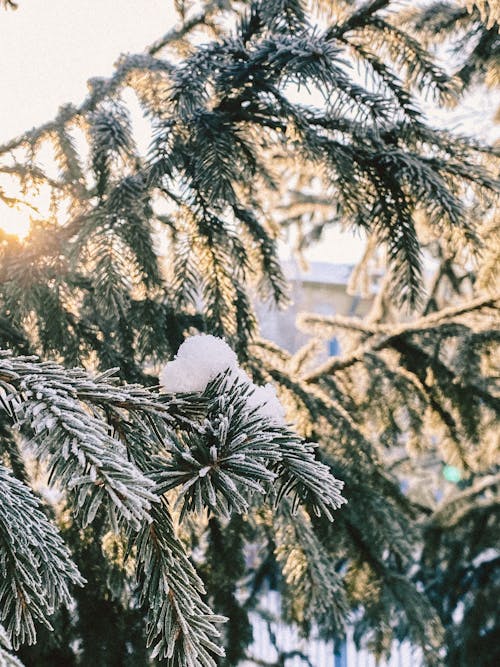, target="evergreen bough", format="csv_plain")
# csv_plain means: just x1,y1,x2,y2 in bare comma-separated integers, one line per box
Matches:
0,351,344,664
0,1,498,665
